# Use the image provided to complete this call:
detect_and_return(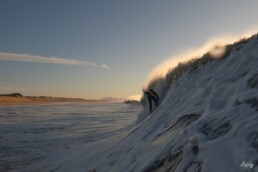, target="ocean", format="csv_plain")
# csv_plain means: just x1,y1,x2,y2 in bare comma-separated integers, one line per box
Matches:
0,102,141,171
